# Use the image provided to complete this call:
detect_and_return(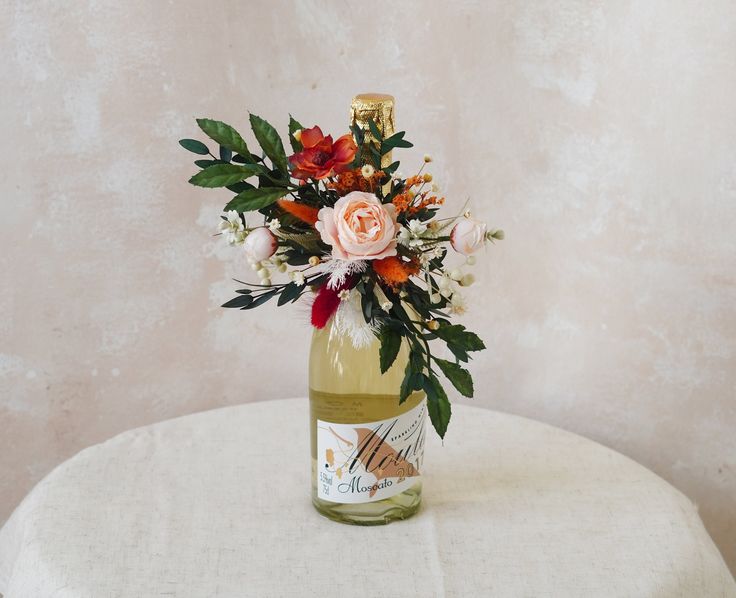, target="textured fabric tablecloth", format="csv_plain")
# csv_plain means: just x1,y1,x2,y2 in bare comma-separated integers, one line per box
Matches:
0,398,733,598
